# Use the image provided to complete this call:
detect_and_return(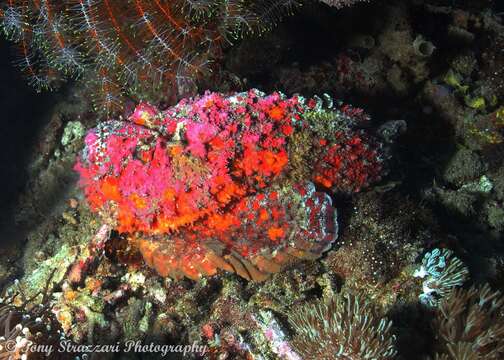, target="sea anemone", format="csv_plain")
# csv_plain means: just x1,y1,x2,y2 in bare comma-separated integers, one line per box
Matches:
288,292,397,360
432,284,504,359
0,300,69,360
